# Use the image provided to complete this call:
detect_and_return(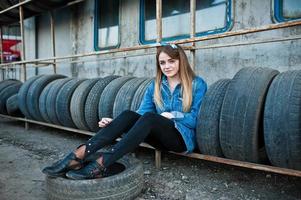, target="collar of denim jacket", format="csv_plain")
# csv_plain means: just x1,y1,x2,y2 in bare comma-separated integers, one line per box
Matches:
161,75,182,95
162,75,169,86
